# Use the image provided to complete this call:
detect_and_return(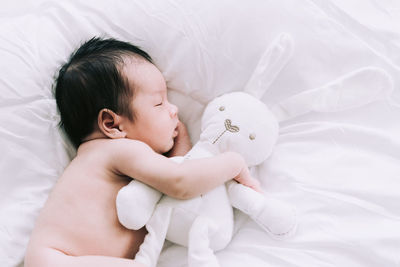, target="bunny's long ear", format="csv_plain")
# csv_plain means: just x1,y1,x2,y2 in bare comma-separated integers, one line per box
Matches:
244,33,294,99
271,67,394,122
